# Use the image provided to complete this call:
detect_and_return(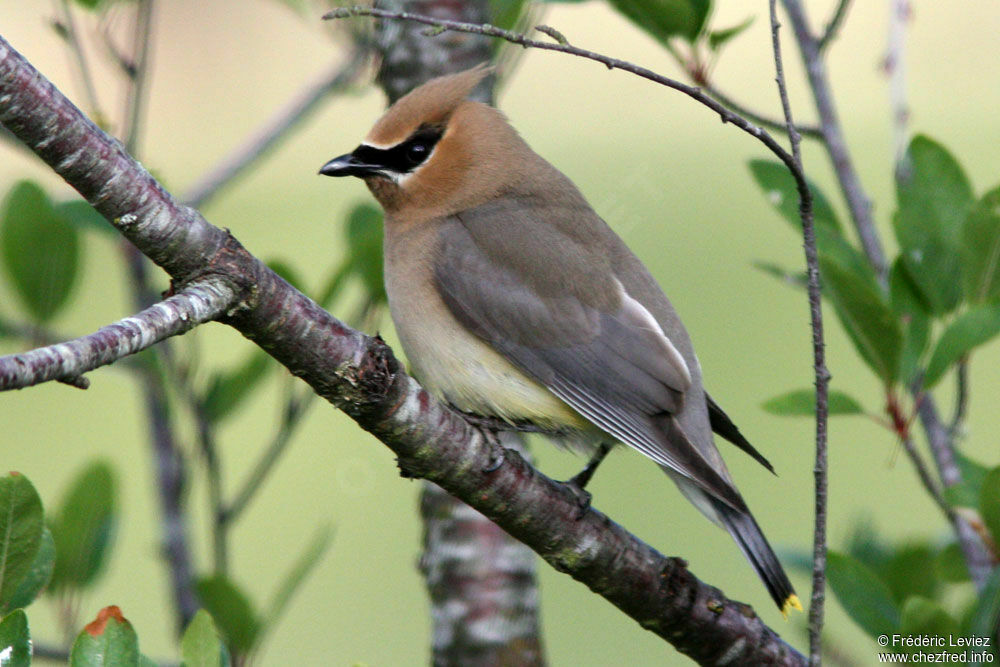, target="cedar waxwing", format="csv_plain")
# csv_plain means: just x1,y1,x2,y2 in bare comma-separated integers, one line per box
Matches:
320,66,800,614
